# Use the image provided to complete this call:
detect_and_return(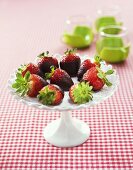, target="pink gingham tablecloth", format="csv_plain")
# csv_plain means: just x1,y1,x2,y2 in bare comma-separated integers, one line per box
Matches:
0,0,133,169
